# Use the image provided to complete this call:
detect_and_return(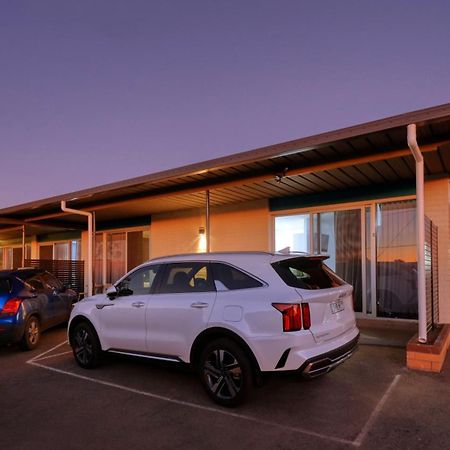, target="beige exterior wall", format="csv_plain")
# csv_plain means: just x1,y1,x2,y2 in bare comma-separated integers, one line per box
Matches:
150,209,205,258
150,199,270,258
210,200,270,252
424,179,450,323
